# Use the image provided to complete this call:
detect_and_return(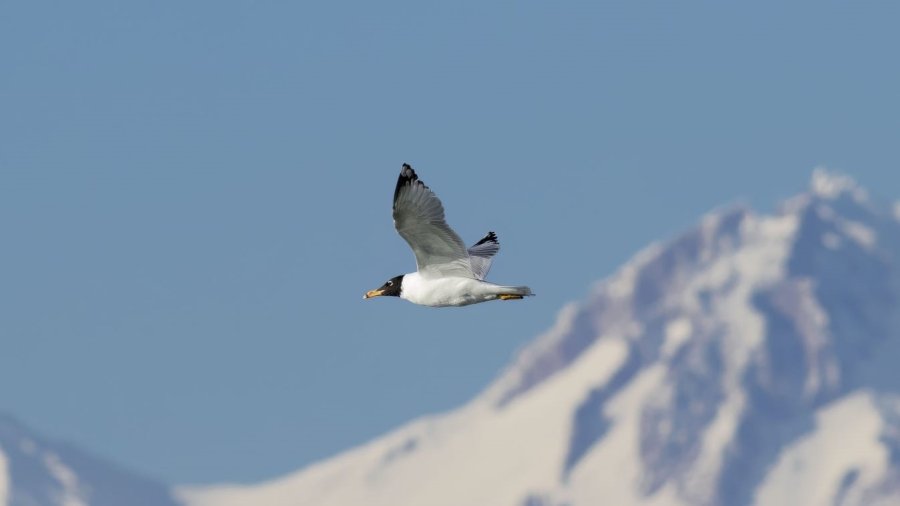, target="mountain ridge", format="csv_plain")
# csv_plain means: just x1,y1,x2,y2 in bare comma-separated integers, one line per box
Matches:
0,413,180,506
